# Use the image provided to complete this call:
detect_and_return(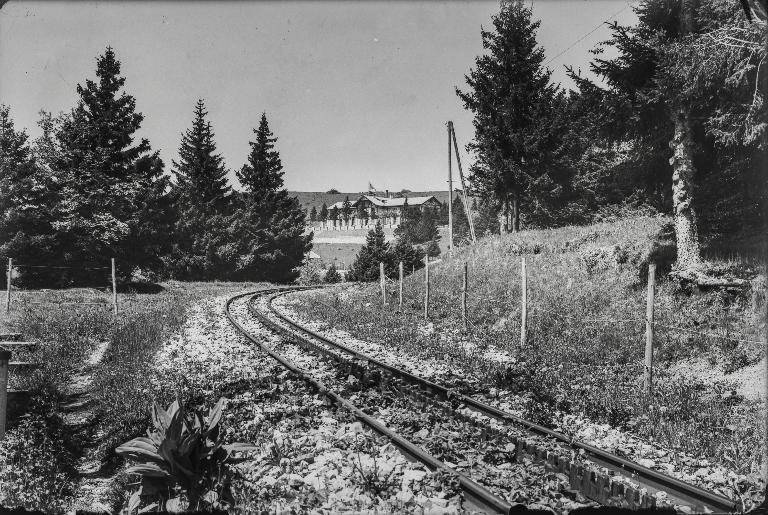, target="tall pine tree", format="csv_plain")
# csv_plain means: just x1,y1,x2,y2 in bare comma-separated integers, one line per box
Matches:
229,112,311,282
173,99,230,207
237,113,283,197
457,1,560,232
0,106,60,286
348,222,392,282
43,47,171,284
